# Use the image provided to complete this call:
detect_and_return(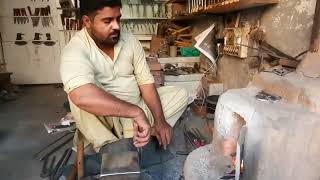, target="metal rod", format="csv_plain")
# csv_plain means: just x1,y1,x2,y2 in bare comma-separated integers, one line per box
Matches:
39,136,73,161
184,131,196,149
33,132,73,159
50,149,70,180
52,148,73,180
